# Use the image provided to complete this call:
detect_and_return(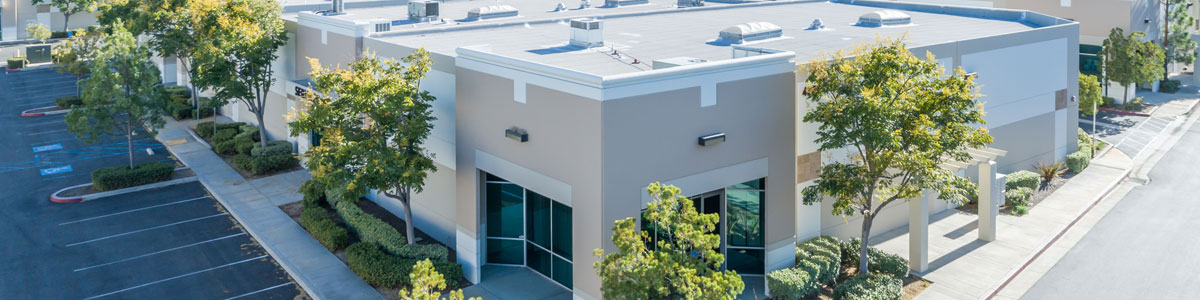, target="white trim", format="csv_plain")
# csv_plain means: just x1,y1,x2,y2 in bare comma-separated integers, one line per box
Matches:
456,52,603,100
476,150,573,207
701,83,716,107
457,227,481,284
641,157,768,206
514,79,527,103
